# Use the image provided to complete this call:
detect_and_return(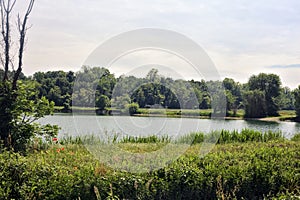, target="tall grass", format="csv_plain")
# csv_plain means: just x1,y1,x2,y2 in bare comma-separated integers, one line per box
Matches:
120,135,171,143
176,129,284,144
1,141,299,199
54,129,285,146
291,133,300,141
